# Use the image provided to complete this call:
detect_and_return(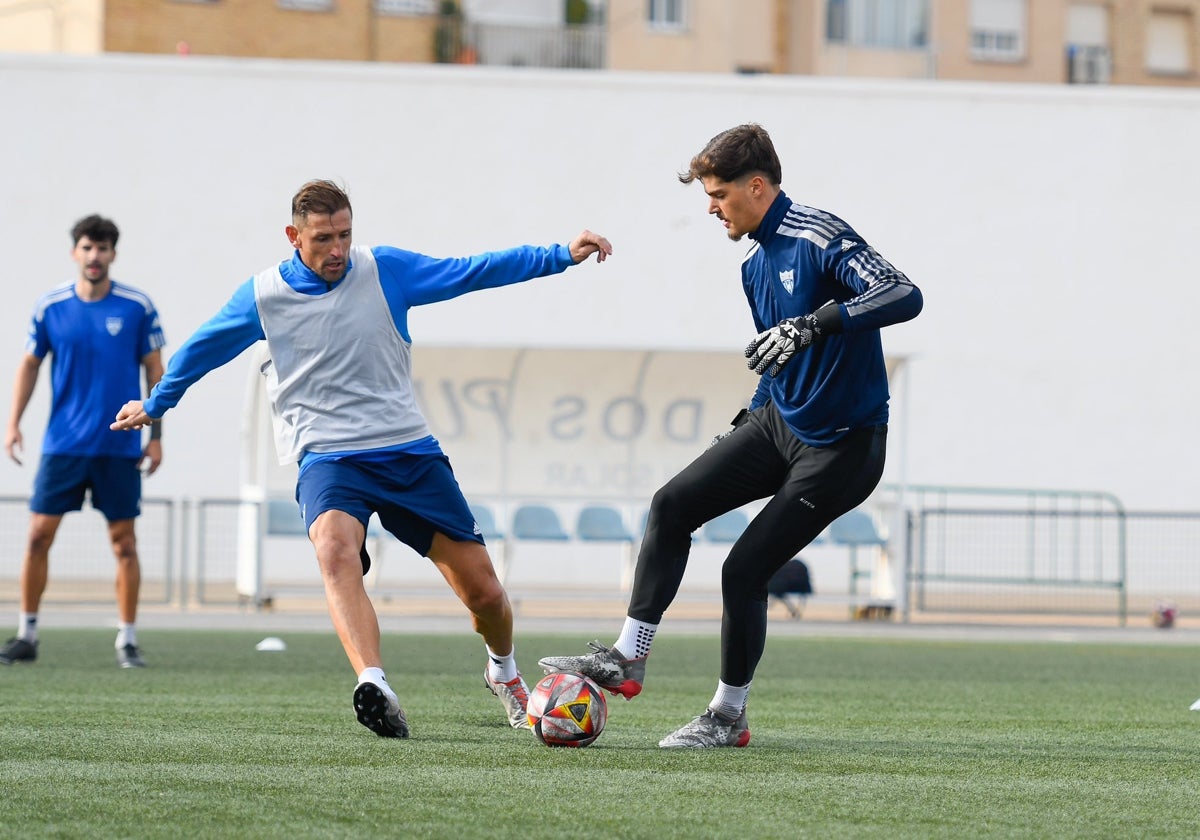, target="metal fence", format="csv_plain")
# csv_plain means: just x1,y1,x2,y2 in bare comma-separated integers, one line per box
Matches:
910,506,1127,618
1,488,1196,627
0,495,177,605
880,485,1200,625
463,21,605,69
